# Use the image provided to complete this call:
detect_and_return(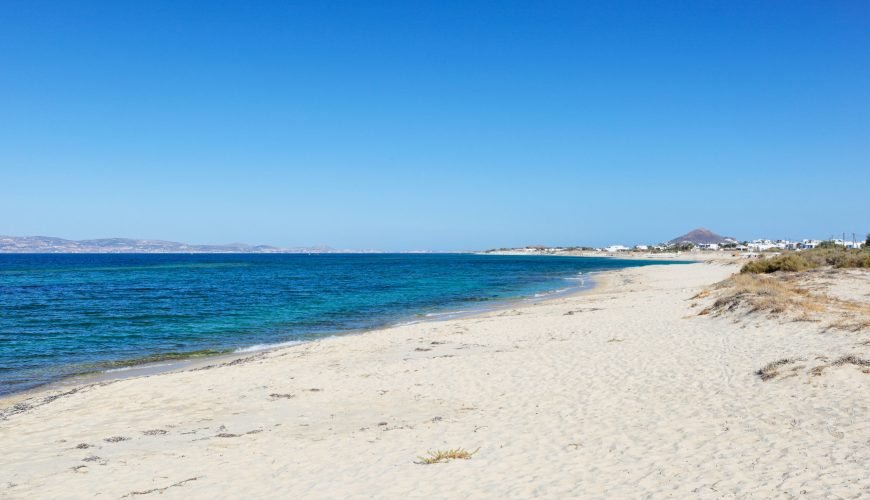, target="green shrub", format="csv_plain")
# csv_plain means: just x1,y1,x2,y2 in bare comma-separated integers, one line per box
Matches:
741,254,814,274
741,247,870,274
802,247,870,268
835,251,870,268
